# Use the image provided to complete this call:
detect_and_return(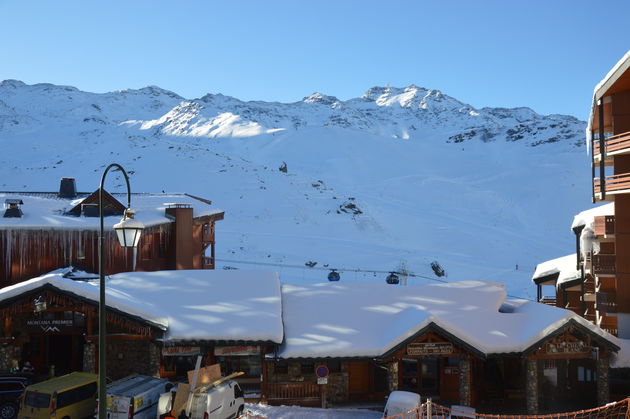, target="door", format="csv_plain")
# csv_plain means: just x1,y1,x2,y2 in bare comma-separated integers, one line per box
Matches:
348,361,370,397
440,358,460,403
400,358,440,397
